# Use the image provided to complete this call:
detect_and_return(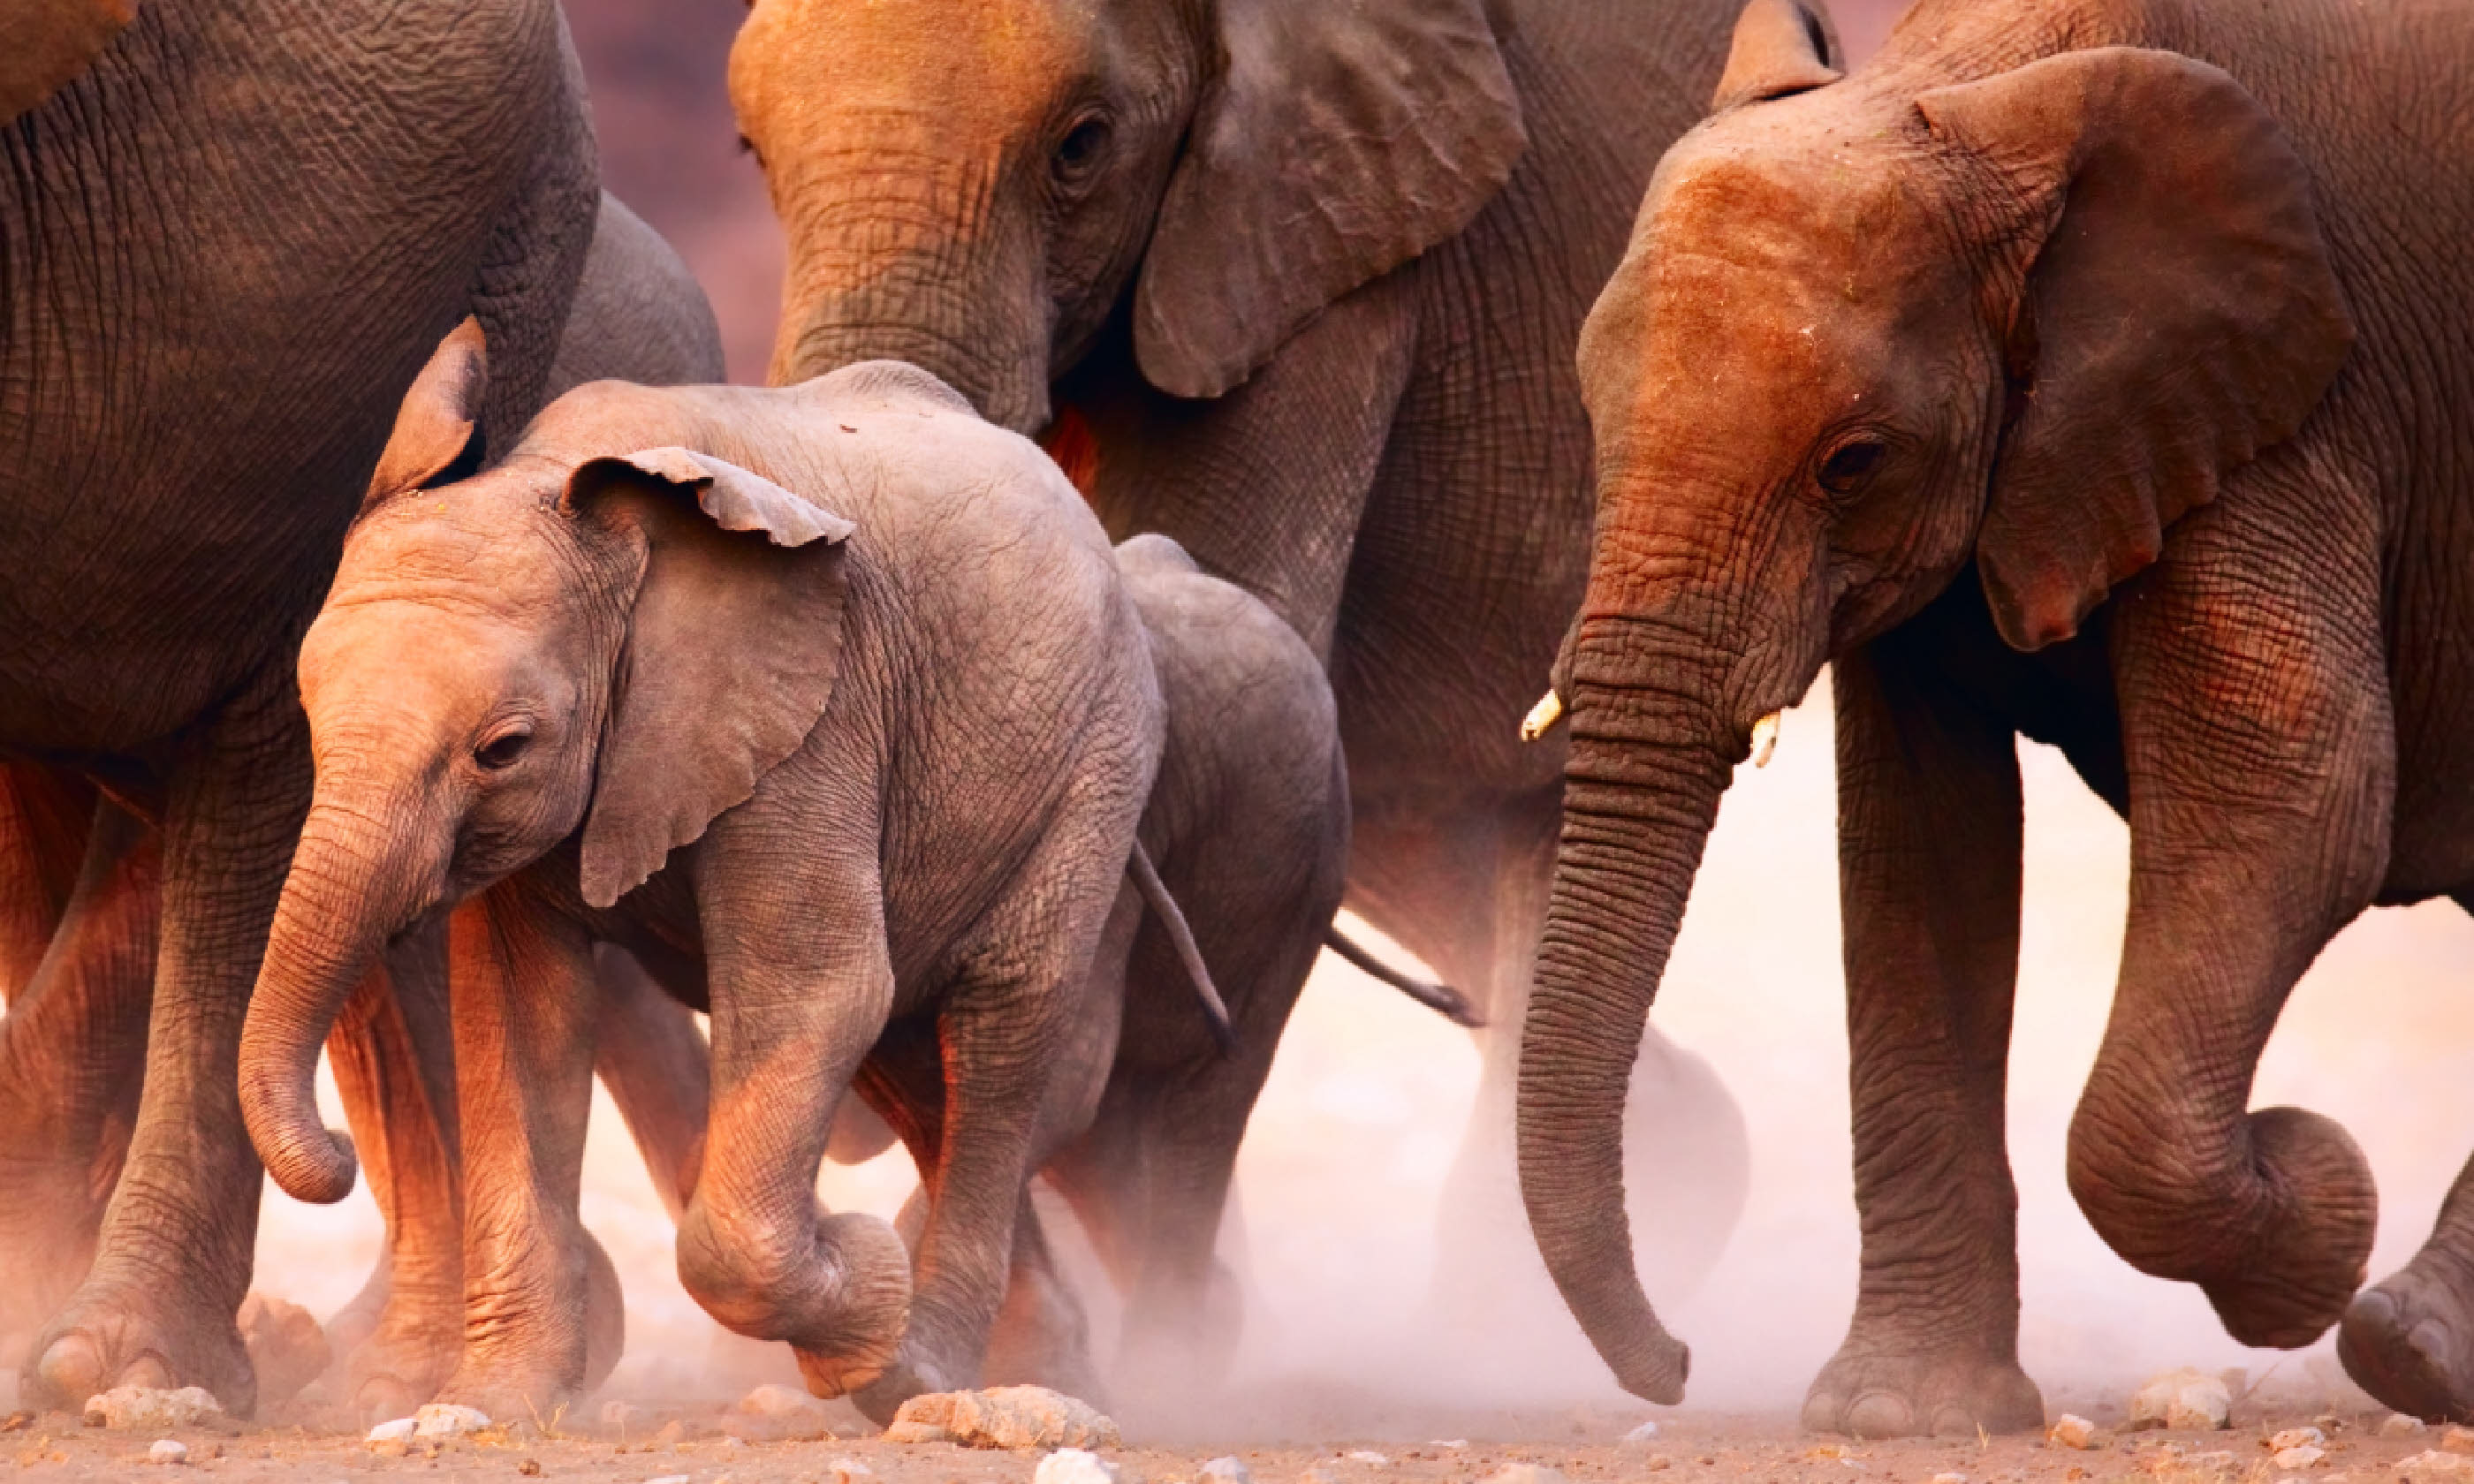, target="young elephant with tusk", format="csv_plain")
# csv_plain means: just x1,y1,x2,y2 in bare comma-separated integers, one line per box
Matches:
235,333,1210,1420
